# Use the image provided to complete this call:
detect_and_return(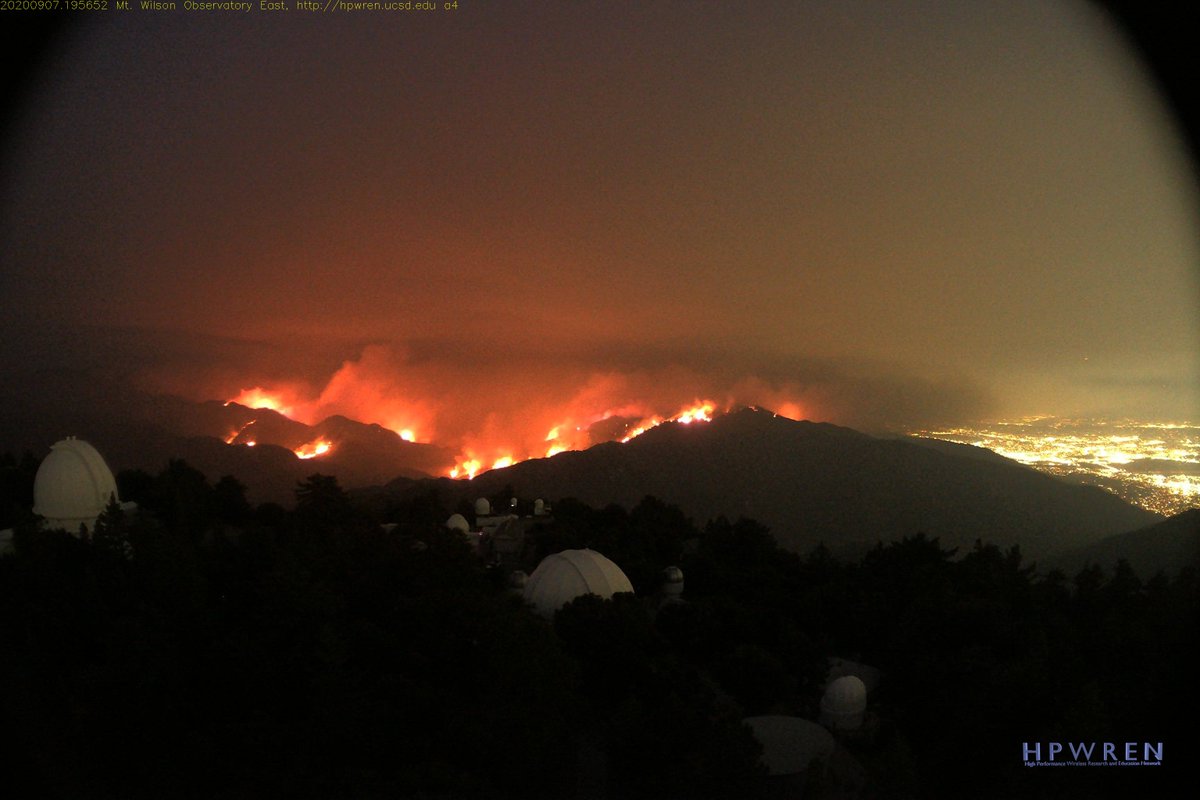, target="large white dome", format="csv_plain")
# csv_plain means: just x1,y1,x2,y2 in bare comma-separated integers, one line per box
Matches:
523,548,634,619
33,438,119,533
